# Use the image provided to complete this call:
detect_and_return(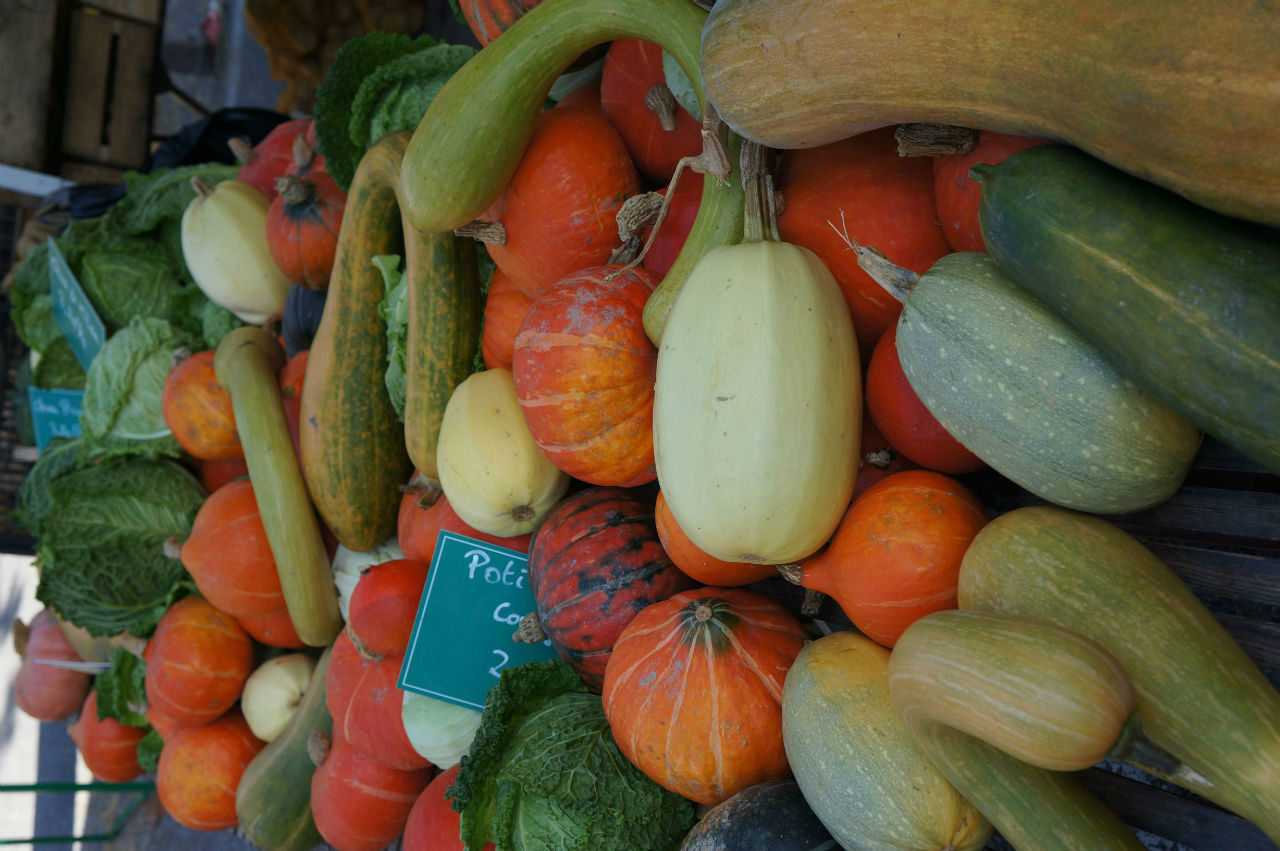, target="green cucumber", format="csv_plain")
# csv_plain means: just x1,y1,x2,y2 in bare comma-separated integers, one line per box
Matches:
867,250,1201,514
973,144,1280,475
959,506,1280,845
